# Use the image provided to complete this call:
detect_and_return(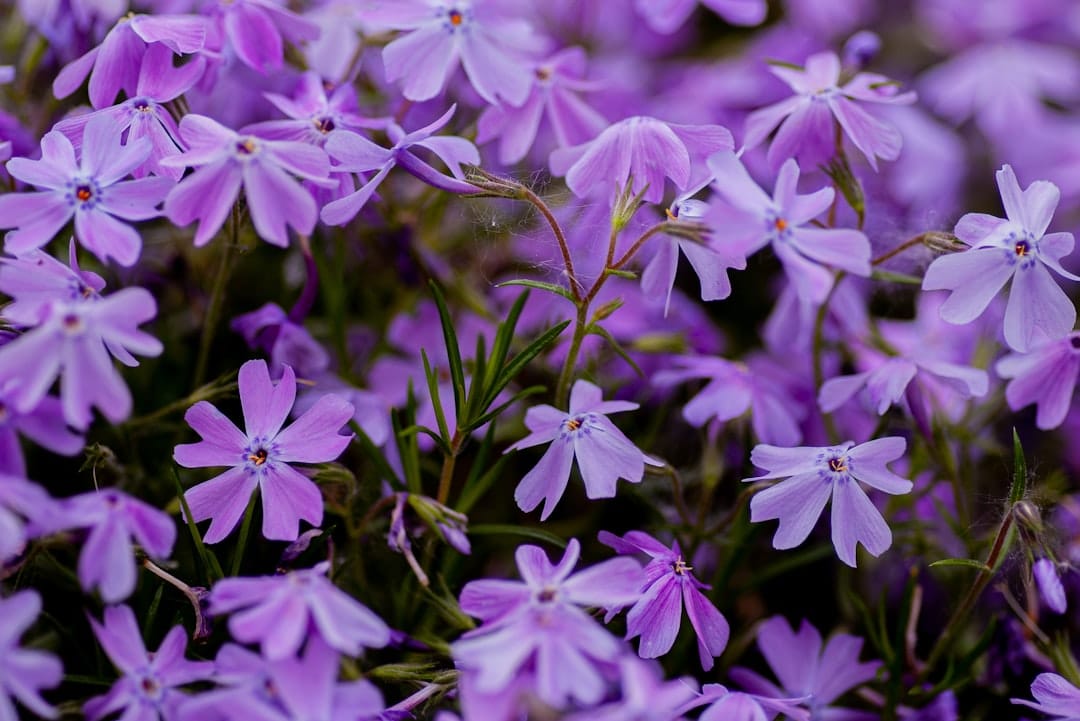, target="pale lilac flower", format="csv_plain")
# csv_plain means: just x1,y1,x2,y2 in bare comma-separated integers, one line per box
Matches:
1034,558,1068,614
1011,673,1080,720
231,303,330,380
162,115,331,247
707,151,871,304
995,333,1080,430
551,116,733,204
204,0,320,74
0,383,84,476
743,438,913,567
248,72,387,146
59,489,177,603
174,359,354,543
0,114,173,266
729,616,881,720
452,538,643,708
634,0,767,33
0,244,105,325
0,591,63,721
505,379,660,521
923,164,1079,353
207,561,391,660
684,684,810,721
742,50,915,170
53,13,206,108
599,530,729,670
86,604,213,721
564,656,698,721
0,474,55,563
320,105,479,225
369,0,536,105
